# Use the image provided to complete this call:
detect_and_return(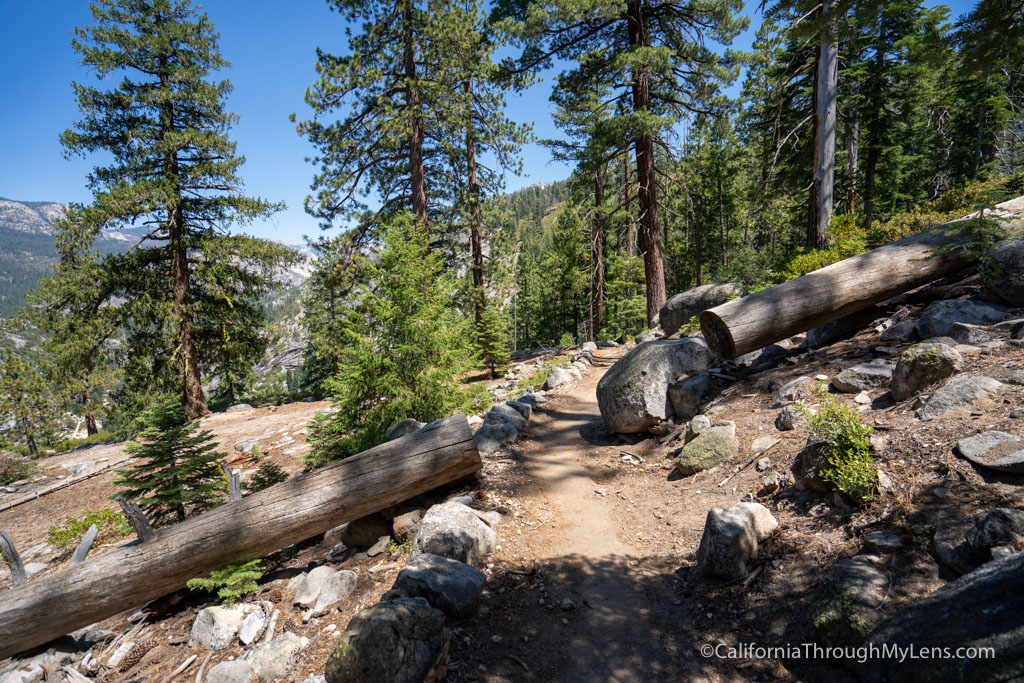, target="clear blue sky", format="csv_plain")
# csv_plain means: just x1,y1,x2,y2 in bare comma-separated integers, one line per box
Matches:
0,0,975,244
